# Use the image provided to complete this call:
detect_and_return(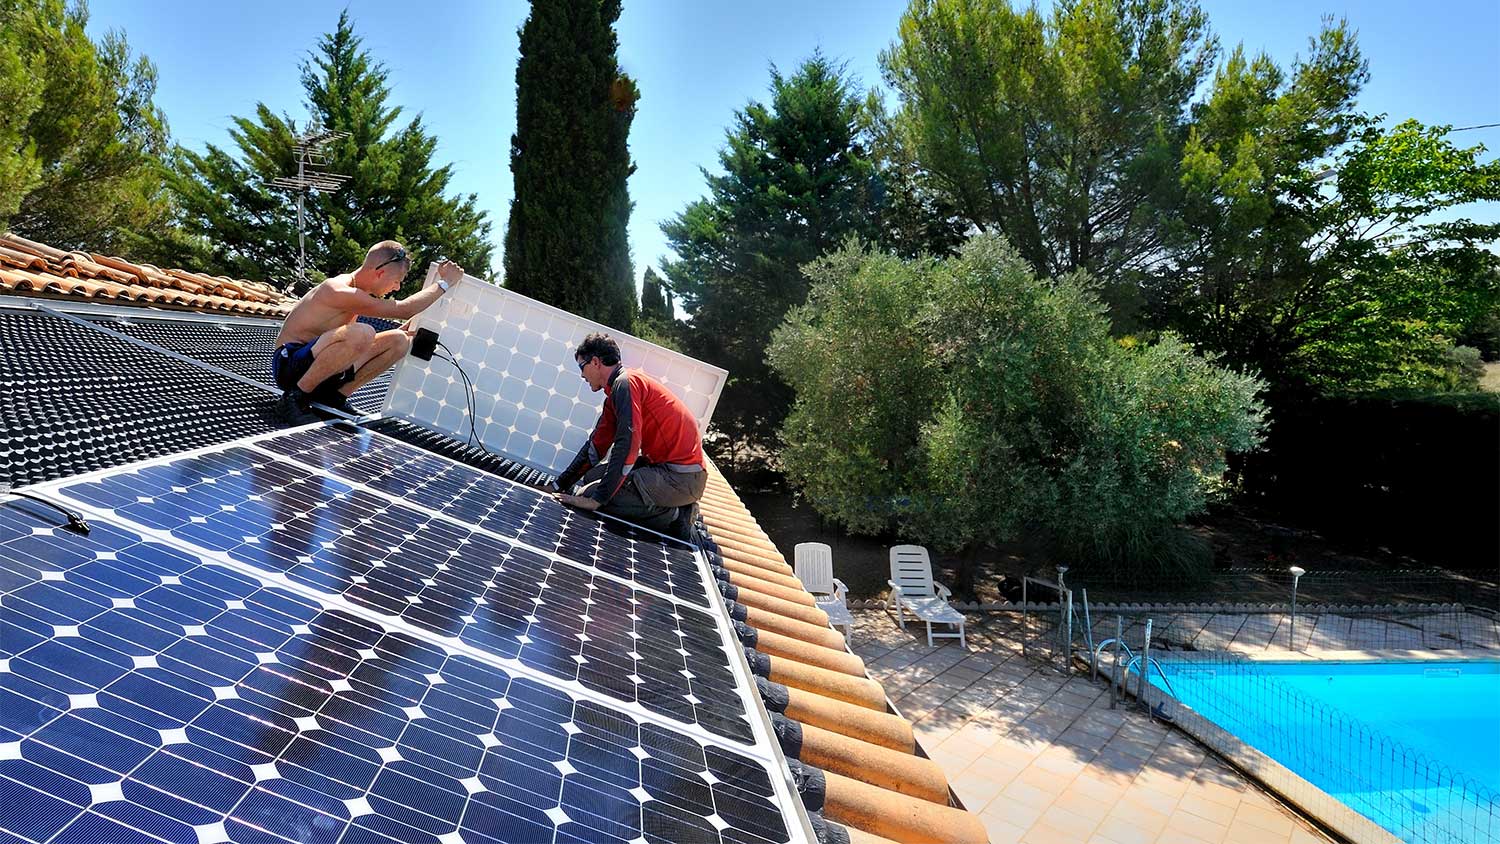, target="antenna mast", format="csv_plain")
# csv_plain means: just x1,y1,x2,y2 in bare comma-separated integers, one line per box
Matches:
270,129,351,290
